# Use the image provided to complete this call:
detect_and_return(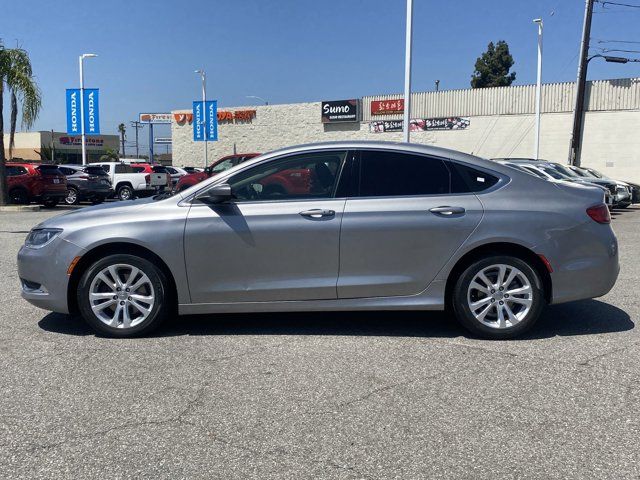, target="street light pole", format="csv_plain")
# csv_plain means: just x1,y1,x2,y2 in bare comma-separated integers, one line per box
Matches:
246,95,268,105
533,18,543,160
402,0,413,143
195,70,208,167
79,53,97,165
